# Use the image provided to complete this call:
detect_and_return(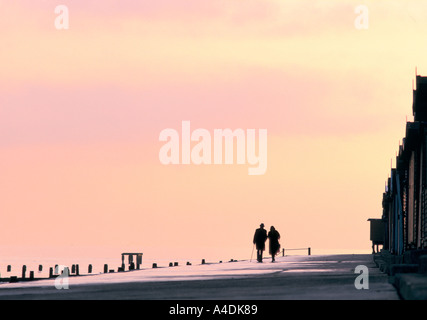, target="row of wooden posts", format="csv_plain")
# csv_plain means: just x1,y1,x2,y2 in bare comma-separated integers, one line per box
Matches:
1,258,213,283
3,263,93,282
2,249,311,283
